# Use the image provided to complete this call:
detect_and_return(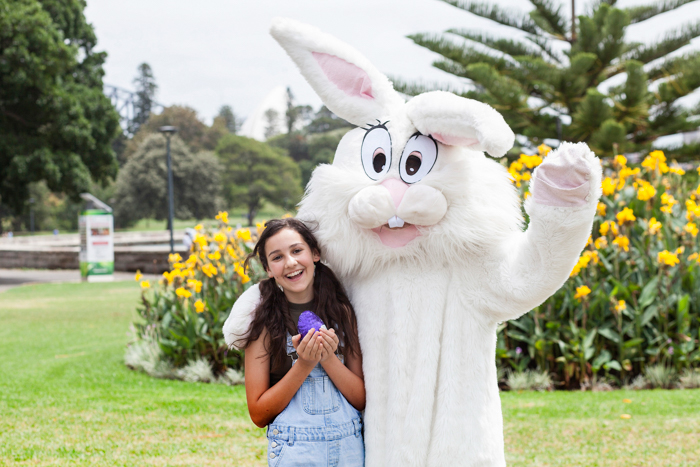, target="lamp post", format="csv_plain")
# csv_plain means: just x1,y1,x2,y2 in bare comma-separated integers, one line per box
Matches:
29,198,35,235
158,126,178,254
